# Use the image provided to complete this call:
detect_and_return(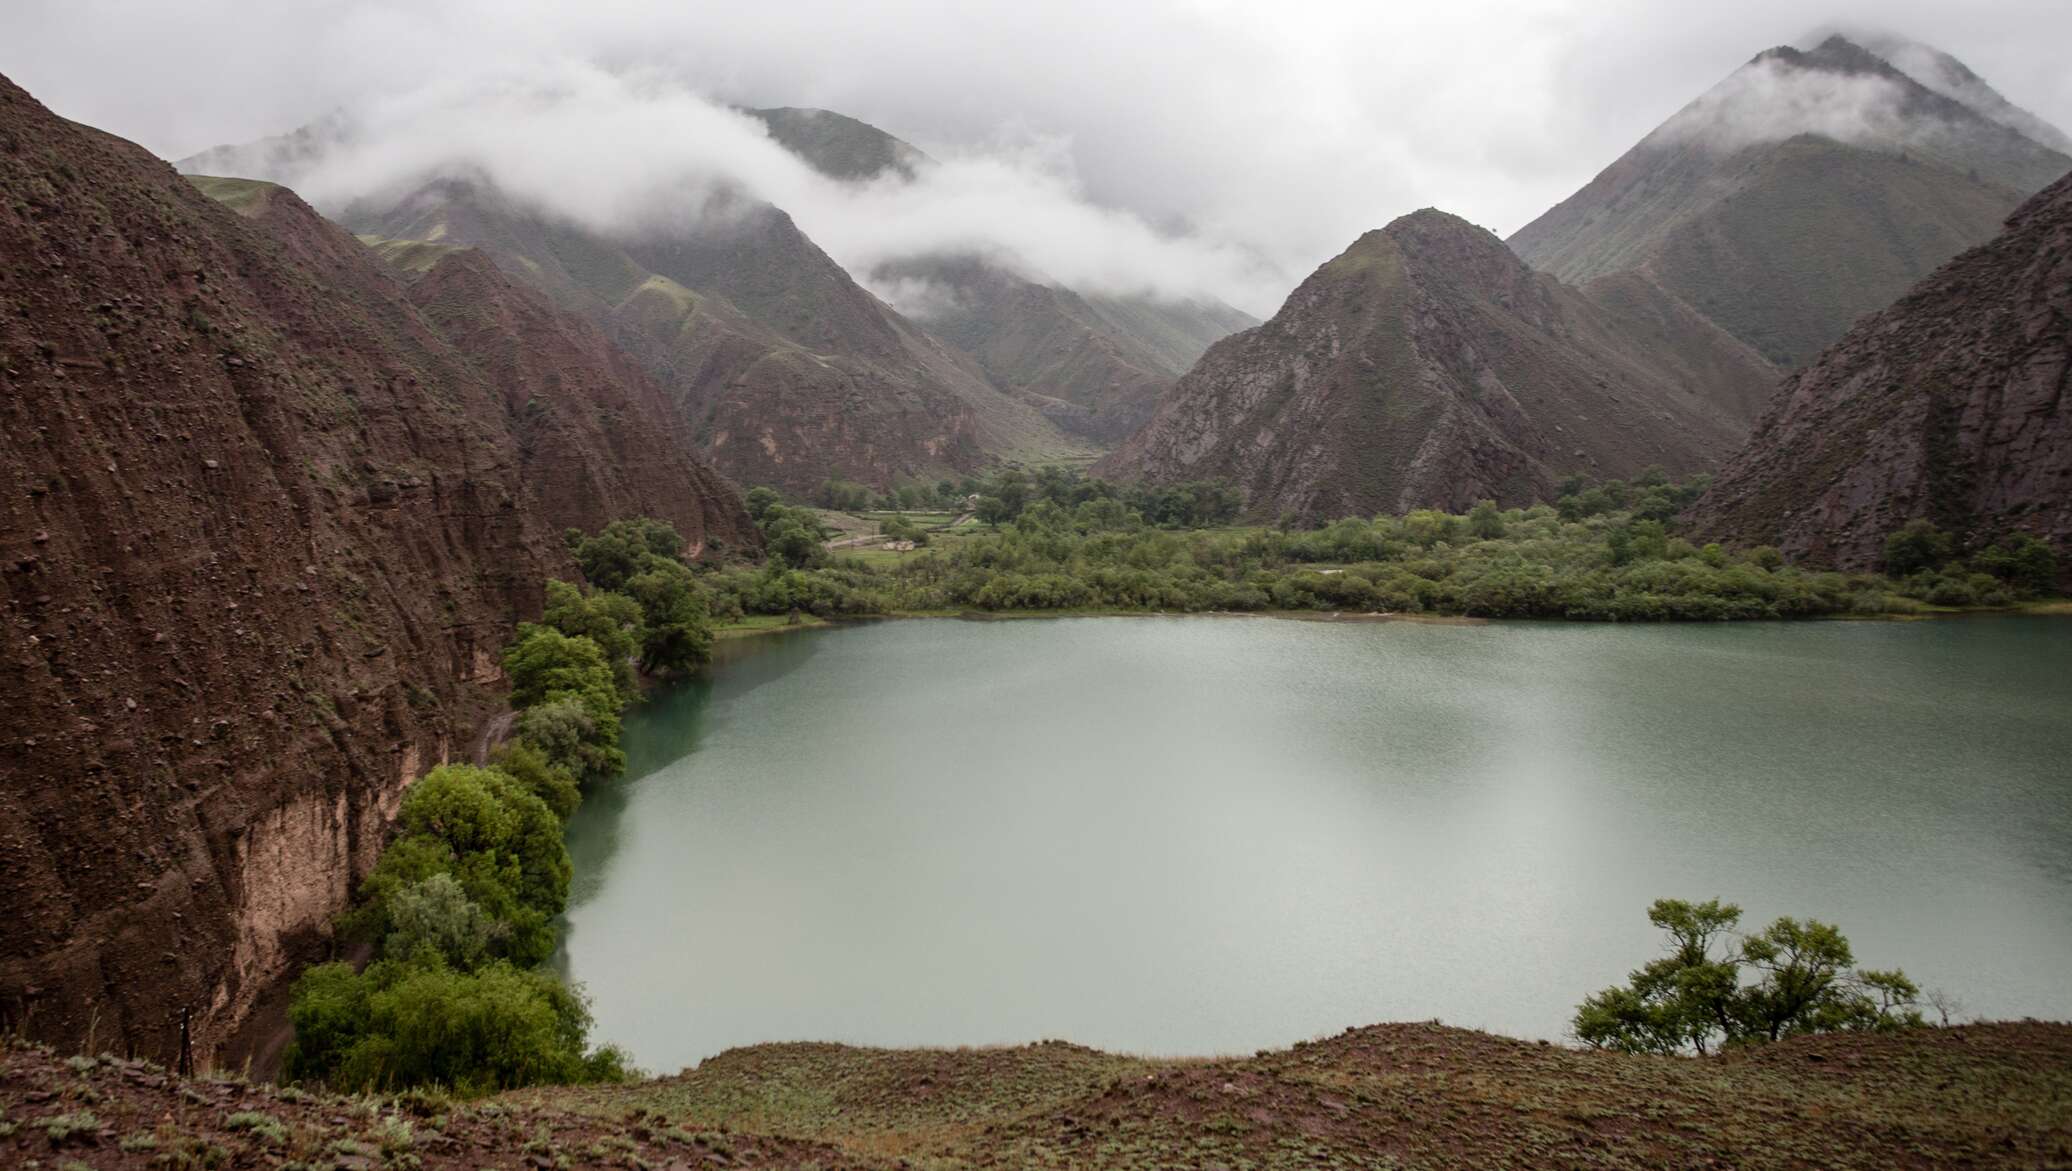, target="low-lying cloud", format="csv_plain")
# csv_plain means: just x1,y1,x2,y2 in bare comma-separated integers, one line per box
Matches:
1651,55,1917,152
243,64,1283,313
